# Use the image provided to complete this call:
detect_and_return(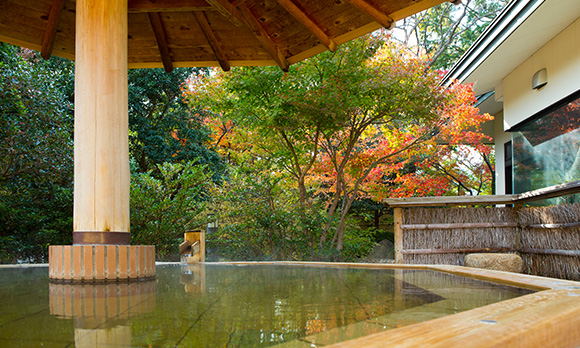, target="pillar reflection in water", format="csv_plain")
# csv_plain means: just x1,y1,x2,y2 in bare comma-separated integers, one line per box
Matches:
180,263,206,293
49,281,155,347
